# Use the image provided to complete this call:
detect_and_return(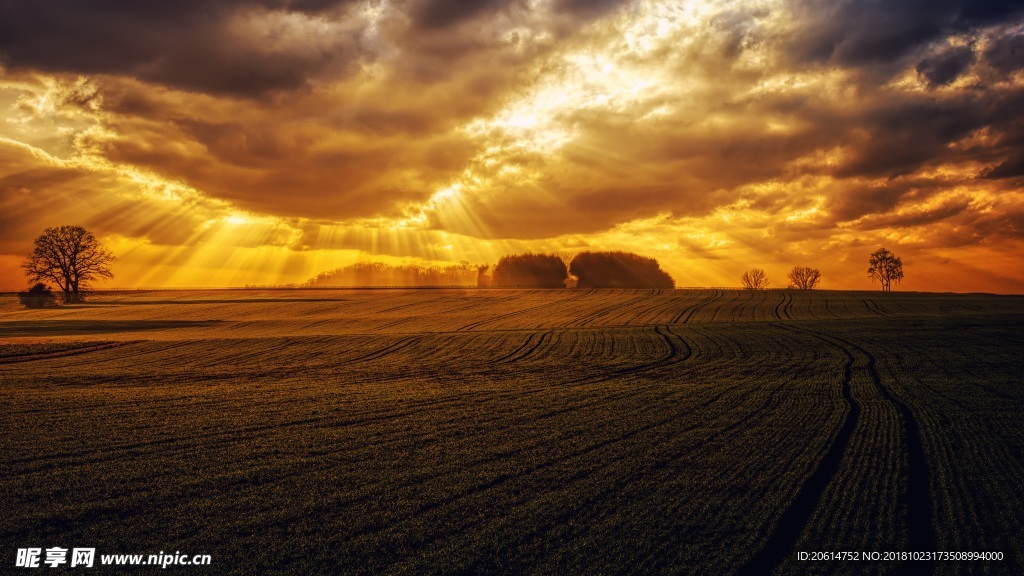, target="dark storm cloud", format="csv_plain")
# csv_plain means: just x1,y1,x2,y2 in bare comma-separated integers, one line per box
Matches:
0,0,361,95
409,0,512,29
982,154,1024,178
826,184,913,223
984,31,1024,74
833,100,982,179
853,198,972,230
787,0,1024,66
916,45,975,87
404,0,633,30
830,85,1024,179
554,0,634,19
